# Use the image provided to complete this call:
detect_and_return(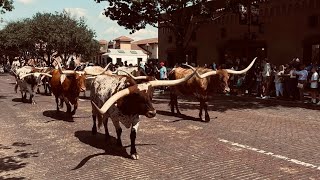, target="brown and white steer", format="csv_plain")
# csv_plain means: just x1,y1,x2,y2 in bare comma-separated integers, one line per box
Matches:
13,66,52,104
91,69,197,160
50,62,108,115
